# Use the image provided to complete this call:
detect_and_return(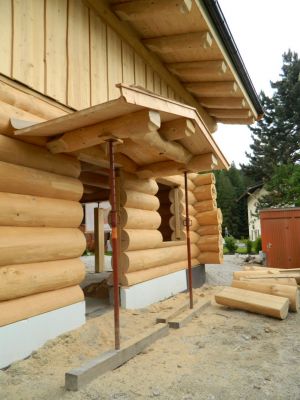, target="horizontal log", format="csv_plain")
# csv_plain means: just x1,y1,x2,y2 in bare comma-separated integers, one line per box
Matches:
0,100,44,134
193,173,216,186
215,287,289,320
233,270,280,280
173,231,200,244
0,80,67,120
194,184,216,201
137,160,186,179
157,240,185,248
170,202,196,216
240,277,298,287
198,235,222,252
199,97,247,109
120,190,160,211
0,285,84,327
196,209,222,225
0,227,86,266
208,109,252,119
216,117,255,125
121,229,163,251
0,192,83,228
46,110,161,152
194,199,217,213
113,0,193,21
120,259,199,286
198,251,223,264
185,82,240,98
158,175,195,190
169,215,199,231
131,130,192,164
143,32,212,56
0,161,83,201
168,61,229,82
76,146,137,173
122,172,159,195
79,172,110,189
0,135,80,178
119,208,161,229
160,118,195,141
232,280,299,312
0,259,85,301
198,224,222,236
121,244,199,272
187,153,218,172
